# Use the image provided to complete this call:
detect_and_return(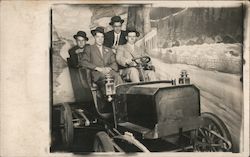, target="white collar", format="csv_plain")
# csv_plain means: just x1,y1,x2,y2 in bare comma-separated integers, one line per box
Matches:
96,44,102,48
